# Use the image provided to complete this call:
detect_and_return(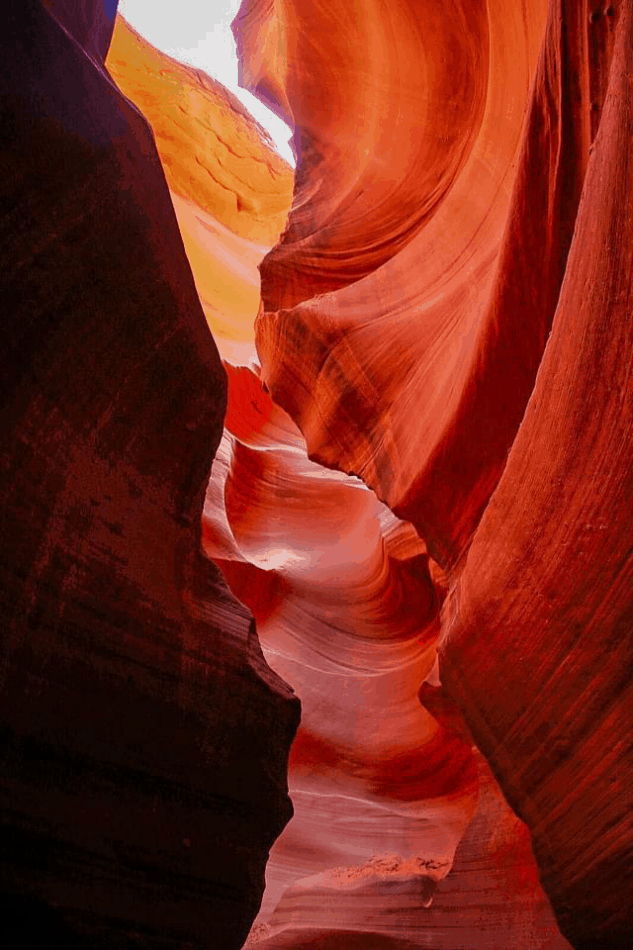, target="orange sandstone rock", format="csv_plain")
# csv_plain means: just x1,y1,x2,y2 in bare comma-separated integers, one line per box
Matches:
106,15,293,362
4,0,631,948
107,15,292,246
232,0,633,946
442,3,633,946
